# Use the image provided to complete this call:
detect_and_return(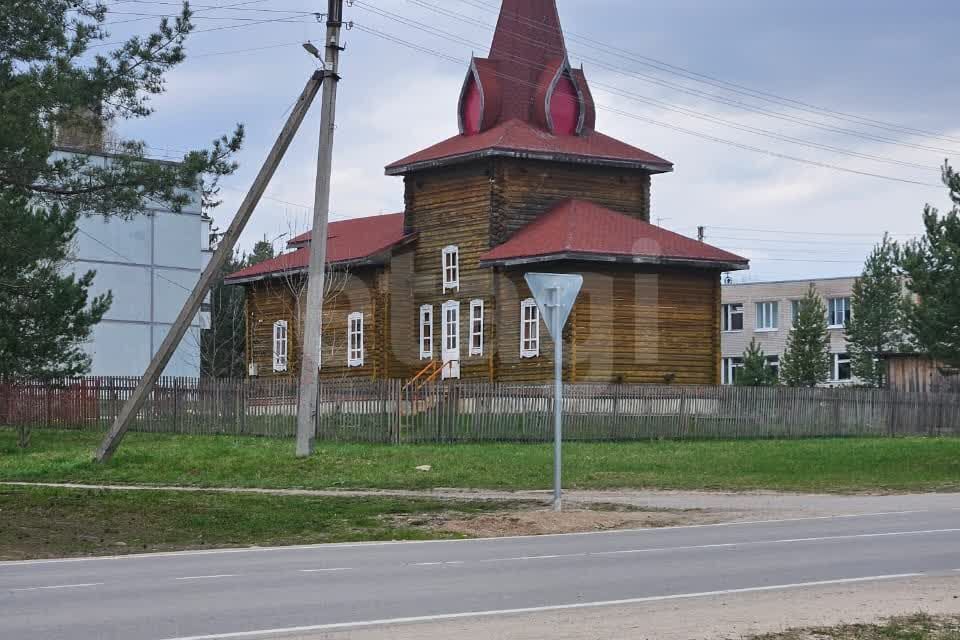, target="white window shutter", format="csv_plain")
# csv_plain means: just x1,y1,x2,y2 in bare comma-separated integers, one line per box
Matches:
348,312,364,367
272,320,289,372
